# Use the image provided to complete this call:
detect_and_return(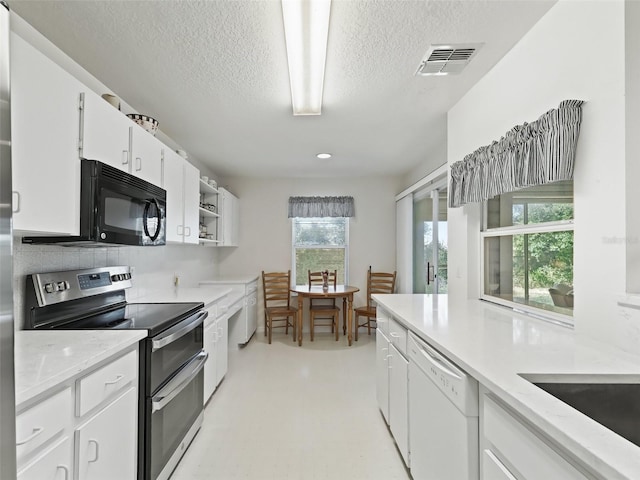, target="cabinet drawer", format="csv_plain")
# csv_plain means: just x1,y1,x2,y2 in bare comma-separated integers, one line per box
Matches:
17,436,72,480
483,395,589,480
388,318,407,356
246,281,258,295
76,350,137,417
482,449,517,480
16,388,71,466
